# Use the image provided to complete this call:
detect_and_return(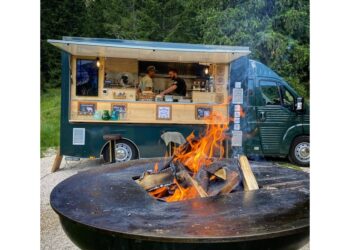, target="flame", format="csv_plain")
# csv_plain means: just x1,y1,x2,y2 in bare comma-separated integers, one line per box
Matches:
173,111,228,173
166,178,198,202
149,186,167,198
149,111,228,202
154,162,159,173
